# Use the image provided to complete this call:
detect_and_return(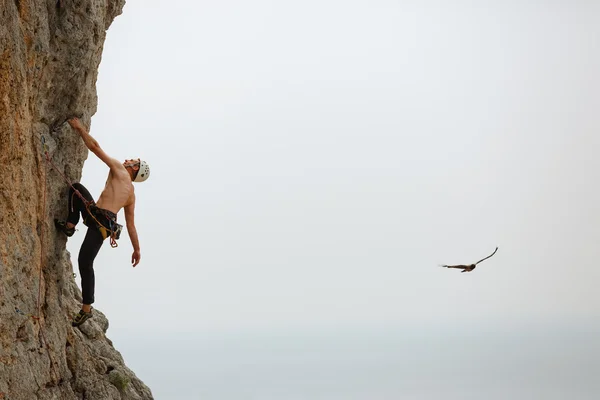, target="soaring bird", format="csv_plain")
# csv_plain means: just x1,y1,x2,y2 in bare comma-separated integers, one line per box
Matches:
441,247,498,273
